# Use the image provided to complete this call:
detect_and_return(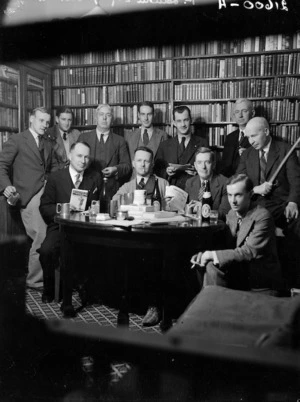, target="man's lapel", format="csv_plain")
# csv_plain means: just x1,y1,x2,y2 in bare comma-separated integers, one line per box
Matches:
24,130,42,161
265,140,280,180
210,174,221,201
150,128,161,155
236,209,255,247
104,131,117,166
180,136,199,164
